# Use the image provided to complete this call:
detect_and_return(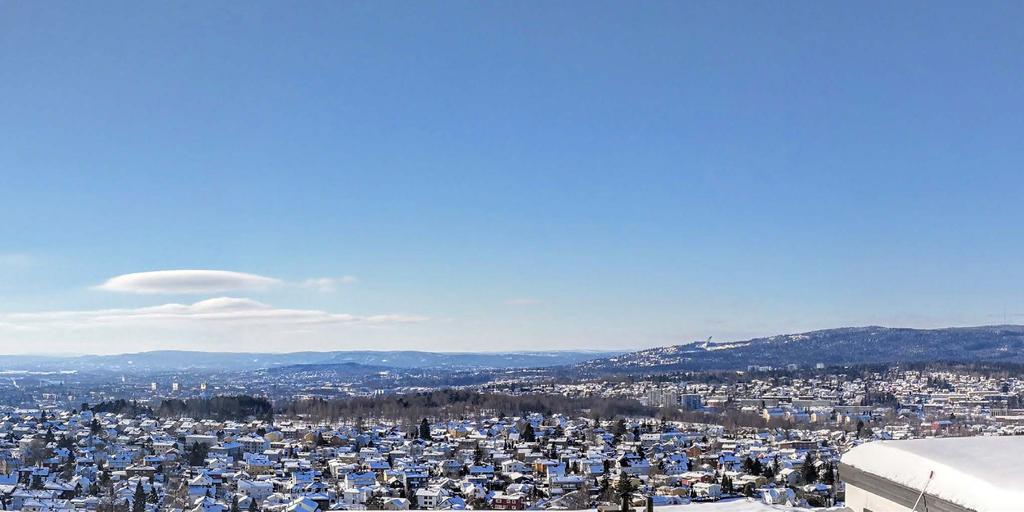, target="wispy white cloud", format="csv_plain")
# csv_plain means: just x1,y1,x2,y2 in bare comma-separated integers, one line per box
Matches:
301,276,358,293
96,270,281,294
506,298,542,306
96,270,363,295
0,297,428,329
